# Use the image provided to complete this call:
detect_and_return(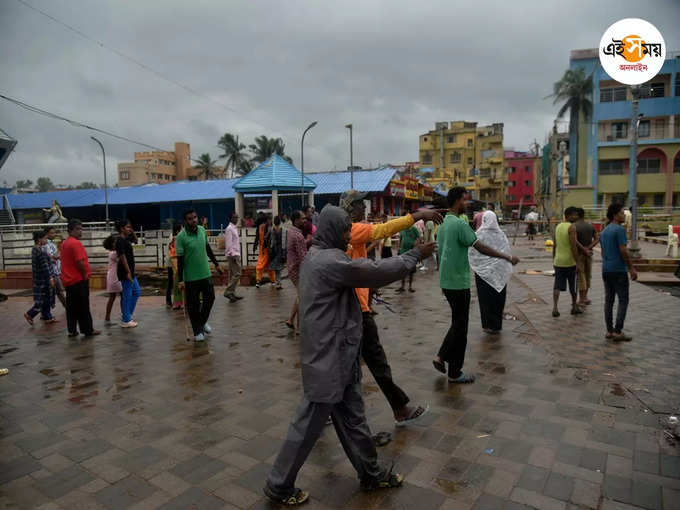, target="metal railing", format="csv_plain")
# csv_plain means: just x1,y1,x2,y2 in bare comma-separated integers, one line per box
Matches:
0,221,110,233
1,195,15,224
